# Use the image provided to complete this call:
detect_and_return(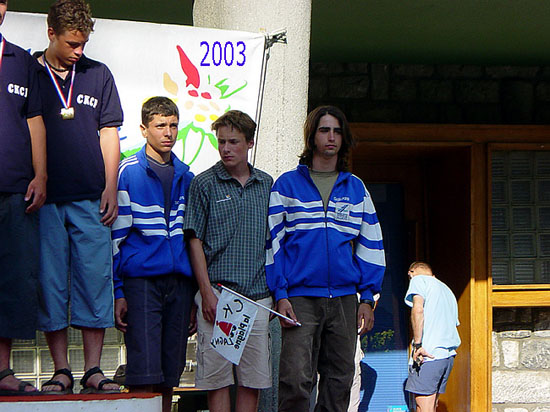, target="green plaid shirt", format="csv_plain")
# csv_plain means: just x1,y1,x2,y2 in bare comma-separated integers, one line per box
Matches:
184,161,273,300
